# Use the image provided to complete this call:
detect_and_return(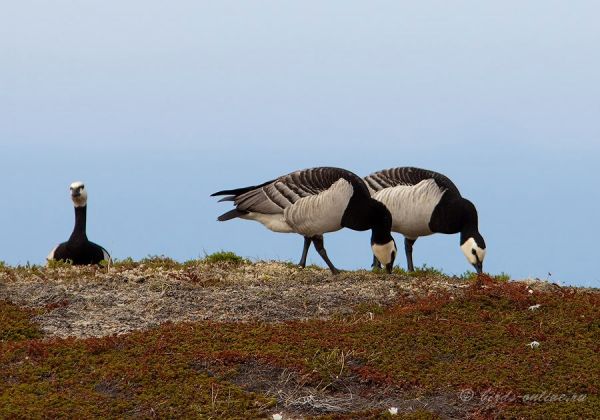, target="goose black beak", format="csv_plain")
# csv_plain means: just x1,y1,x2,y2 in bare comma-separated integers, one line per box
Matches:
474,261,483,275
385,262,394,274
